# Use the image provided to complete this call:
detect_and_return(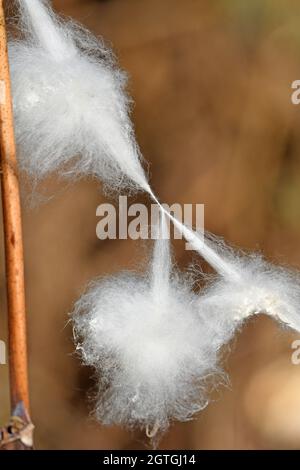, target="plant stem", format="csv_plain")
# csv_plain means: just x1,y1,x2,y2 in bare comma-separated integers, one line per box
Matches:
0,0,31,428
